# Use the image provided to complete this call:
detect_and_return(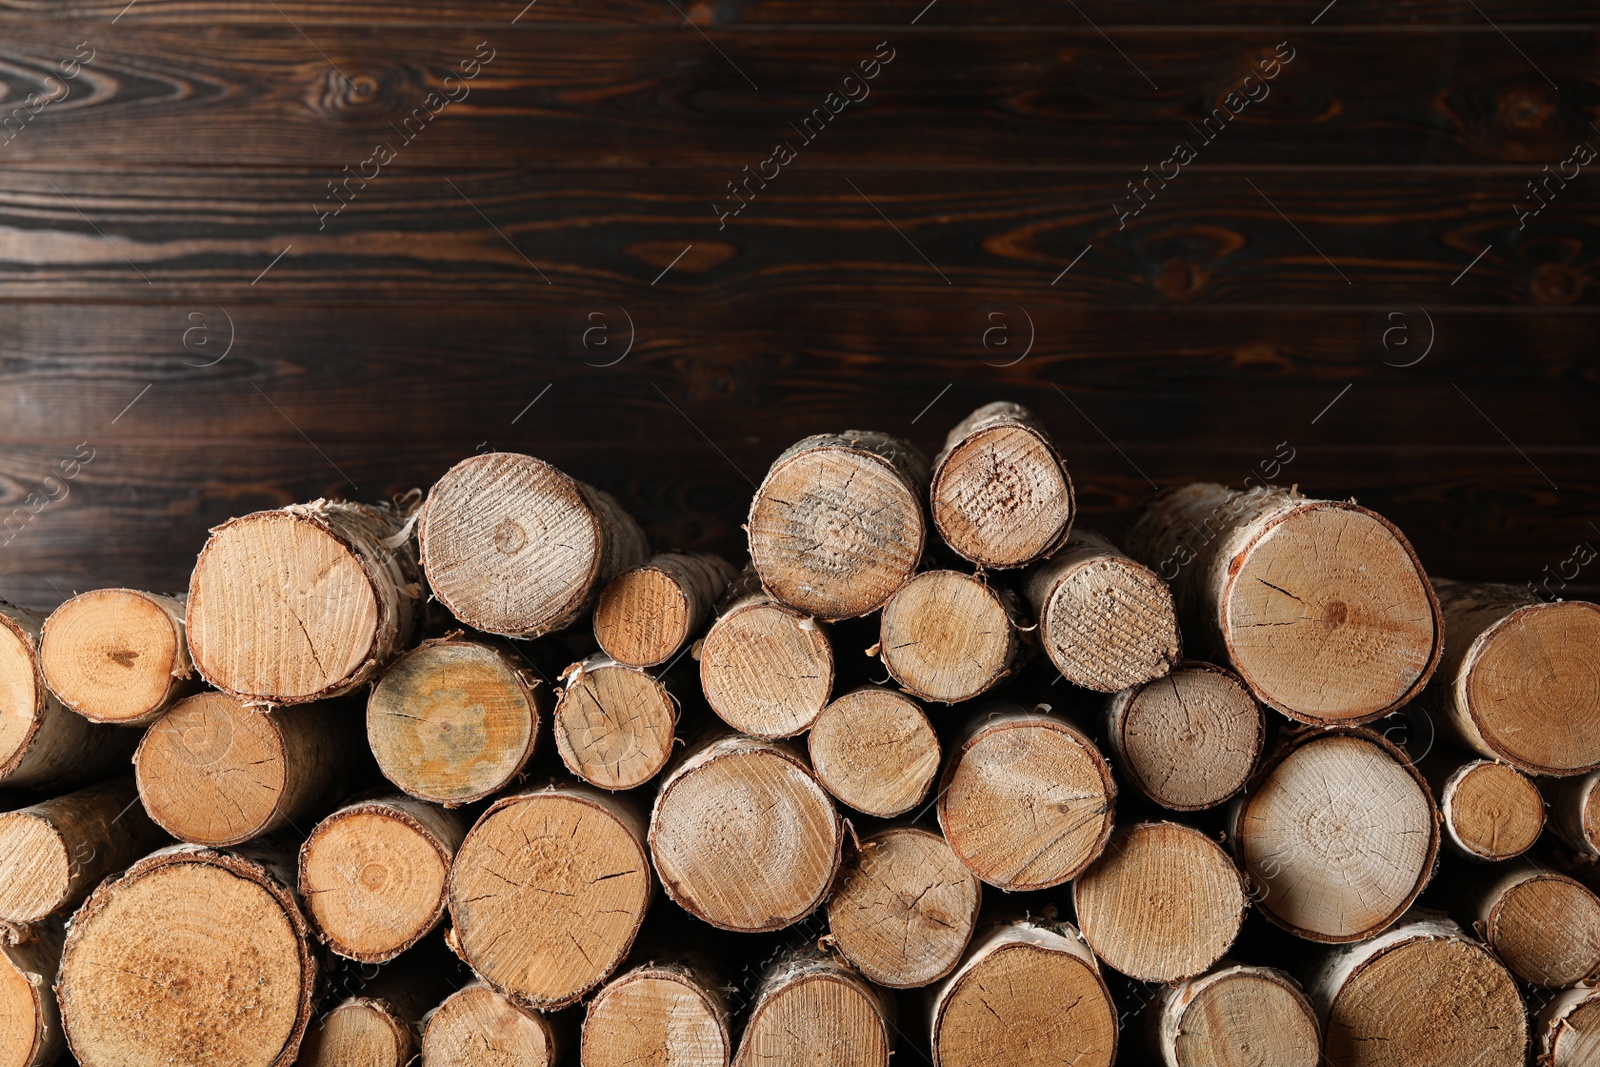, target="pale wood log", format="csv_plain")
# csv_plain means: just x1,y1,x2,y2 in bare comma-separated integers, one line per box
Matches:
0,775,166,923
553,655,678,791
1417,751,1544,862
1454,863,1600,987
1124,483,1442,724
807,686,939,818
39,589,193,726
593,552,737,668
0,920,65,1067
366,636,547,806
698,568,834,738
418,451,649,638
747,431,930,620
420,981,558,1067
186,499,421,705
733,944,895,1067
1140,961,1319,1067
583,959,731,1067
878,569,1030,703
447,784,651,1010
1024,531,1181,693
649,735,842,932
1104,660,1263,811
928,919,1117,1067
1537,986,1600,1067
1543,770,1600,856
929,401,1074,569
297,944,456,1067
